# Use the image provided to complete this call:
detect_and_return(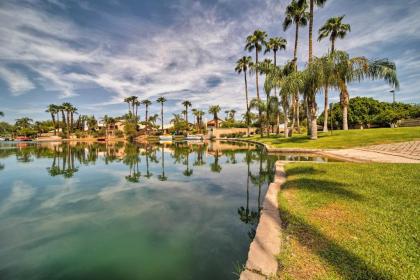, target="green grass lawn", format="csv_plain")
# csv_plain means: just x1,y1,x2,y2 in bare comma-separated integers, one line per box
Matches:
246,127,420,149
277,163,419,280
